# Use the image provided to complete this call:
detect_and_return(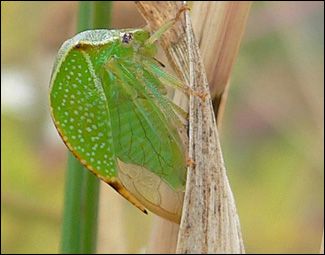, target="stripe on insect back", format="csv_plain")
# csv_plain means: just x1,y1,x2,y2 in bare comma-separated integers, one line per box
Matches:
81,50,106,102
